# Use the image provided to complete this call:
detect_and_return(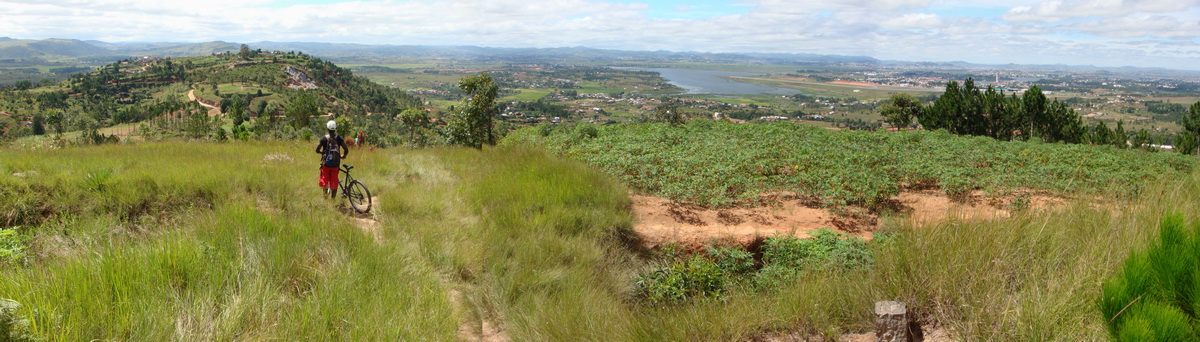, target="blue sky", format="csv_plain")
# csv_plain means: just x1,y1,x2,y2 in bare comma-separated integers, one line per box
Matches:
1,0,1198,70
